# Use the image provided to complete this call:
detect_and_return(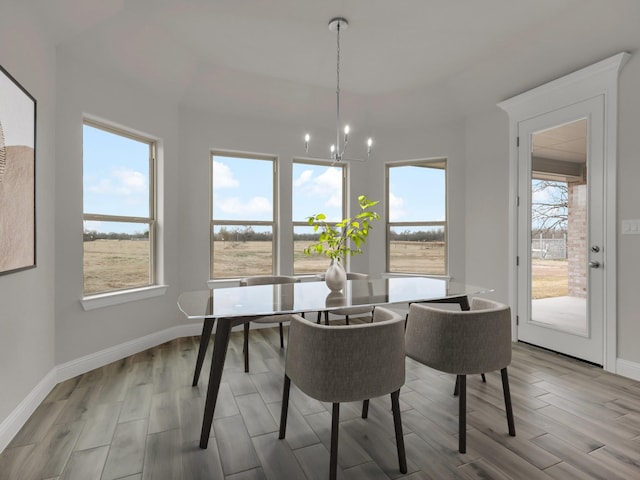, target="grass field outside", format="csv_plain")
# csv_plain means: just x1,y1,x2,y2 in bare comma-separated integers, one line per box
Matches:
84,239,568,299
83,239,151,295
